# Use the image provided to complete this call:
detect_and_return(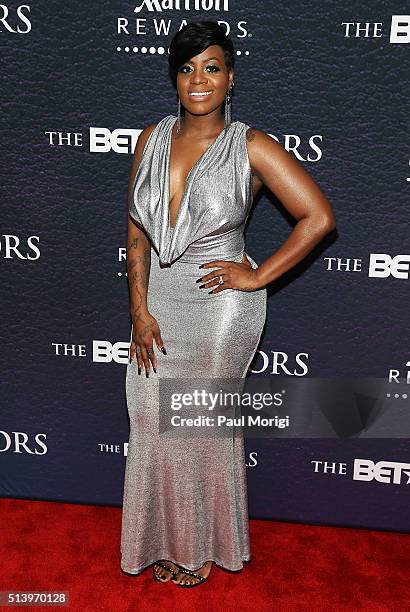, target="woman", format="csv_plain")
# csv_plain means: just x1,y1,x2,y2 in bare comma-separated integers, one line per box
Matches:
121,21,336,587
